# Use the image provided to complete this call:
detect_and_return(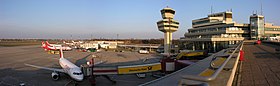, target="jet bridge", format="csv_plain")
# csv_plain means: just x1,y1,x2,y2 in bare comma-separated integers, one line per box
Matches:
139,41,244,86
80,62,162,76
